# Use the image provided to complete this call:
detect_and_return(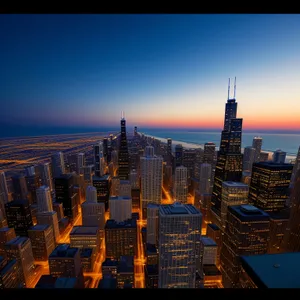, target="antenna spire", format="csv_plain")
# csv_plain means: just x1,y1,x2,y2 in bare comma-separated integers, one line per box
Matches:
227,78,230,100
234,76,237,99
121,111,124,119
